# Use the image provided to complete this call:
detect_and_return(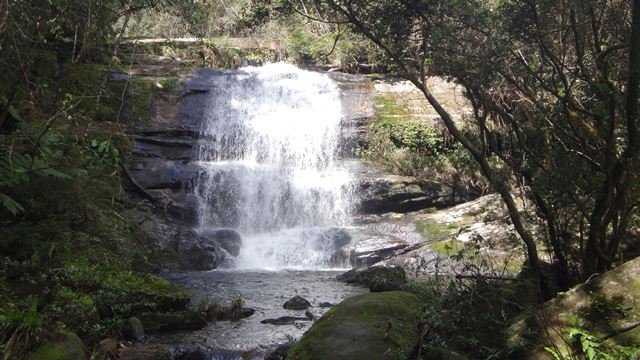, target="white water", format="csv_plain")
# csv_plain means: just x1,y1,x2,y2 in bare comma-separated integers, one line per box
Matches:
194,63,353,269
